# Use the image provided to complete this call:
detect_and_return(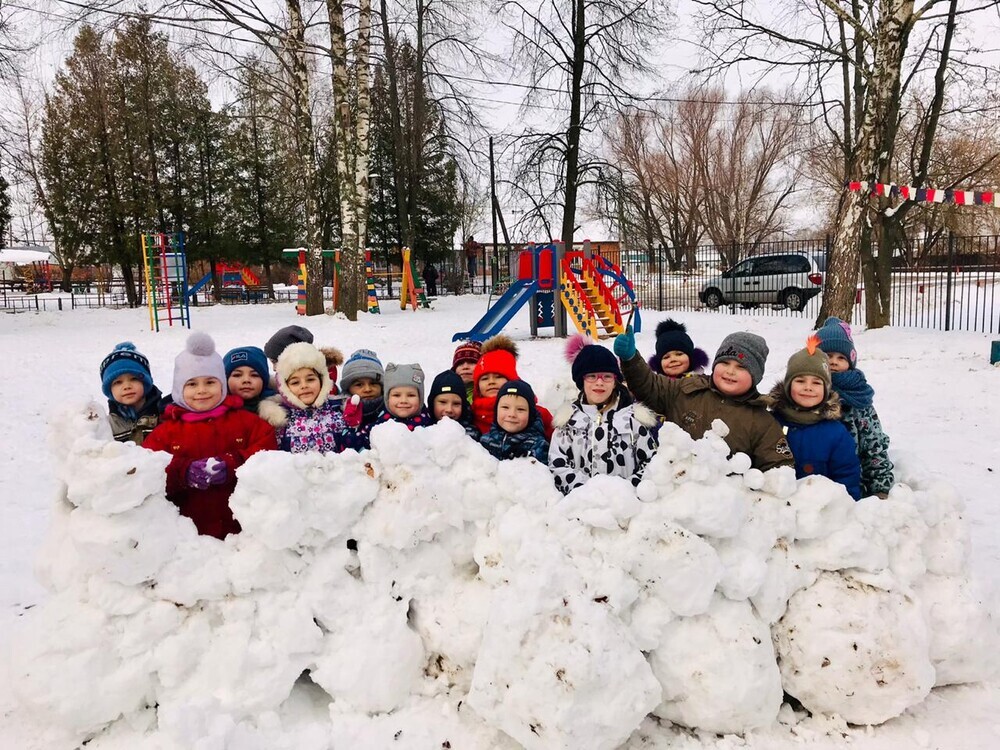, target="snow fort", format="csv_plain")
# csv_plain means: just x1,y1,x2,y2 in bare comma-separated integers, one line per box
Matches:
10,400,999,749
